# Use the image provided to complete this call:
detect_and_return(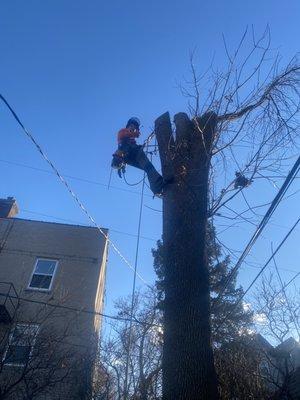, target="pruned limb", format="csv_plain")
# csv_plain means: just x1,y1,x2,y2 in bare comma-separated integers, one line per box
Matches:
174,112,193,144
155,112,174,177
